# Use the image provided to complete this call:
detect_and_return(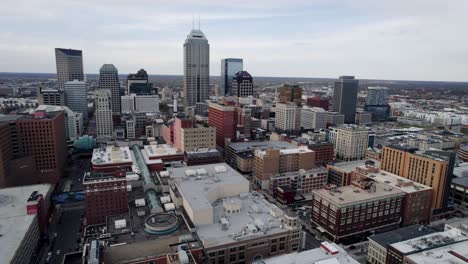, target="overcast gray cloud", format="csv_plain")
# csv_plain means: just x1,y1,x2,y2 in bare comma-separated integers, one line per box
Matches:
0,0,467,81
